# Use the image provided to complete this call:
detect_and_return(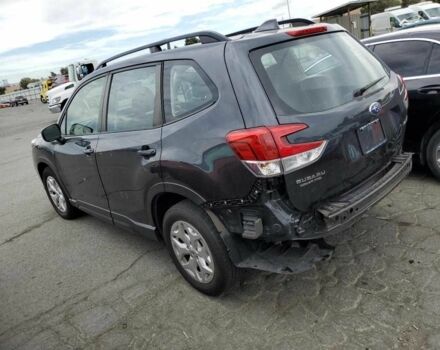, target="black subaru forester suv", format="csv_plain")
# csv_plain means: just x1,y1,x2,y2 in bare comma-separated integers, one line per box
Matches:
32,19,412,295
